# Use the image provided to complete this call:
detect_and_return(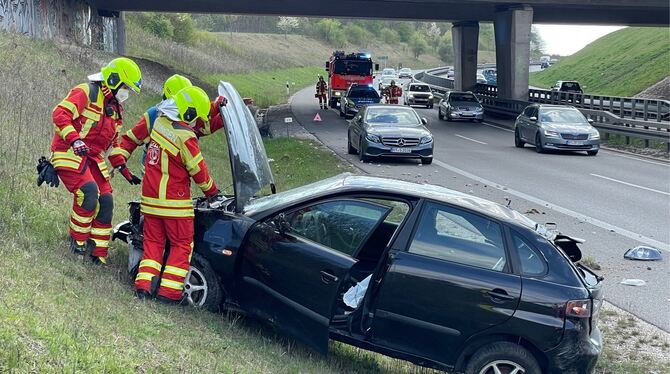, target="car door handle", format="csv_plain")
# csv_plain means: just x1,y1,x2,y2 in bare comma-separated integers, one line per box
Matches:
487,288,515,301
320,270,338,284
